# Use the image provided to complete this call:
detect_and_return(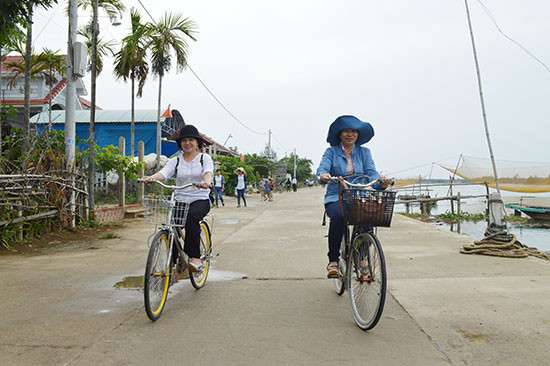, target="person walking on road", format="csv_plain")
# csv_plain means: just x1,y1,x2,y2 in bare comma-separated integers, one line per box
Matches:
317,115,393,278
142,125,213,272
213,169,225,207
235,167,247,207
264,177,273,202
292,177,297,192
